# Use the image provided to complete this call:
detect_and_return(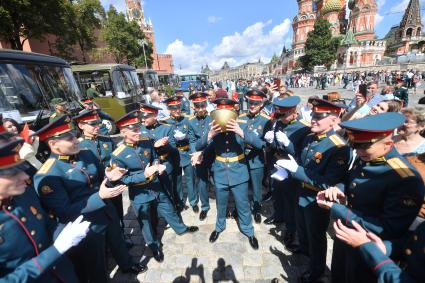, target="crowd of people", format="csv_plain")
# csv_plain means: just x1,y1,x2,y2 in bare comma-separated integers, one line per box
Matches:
0,76,425,283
